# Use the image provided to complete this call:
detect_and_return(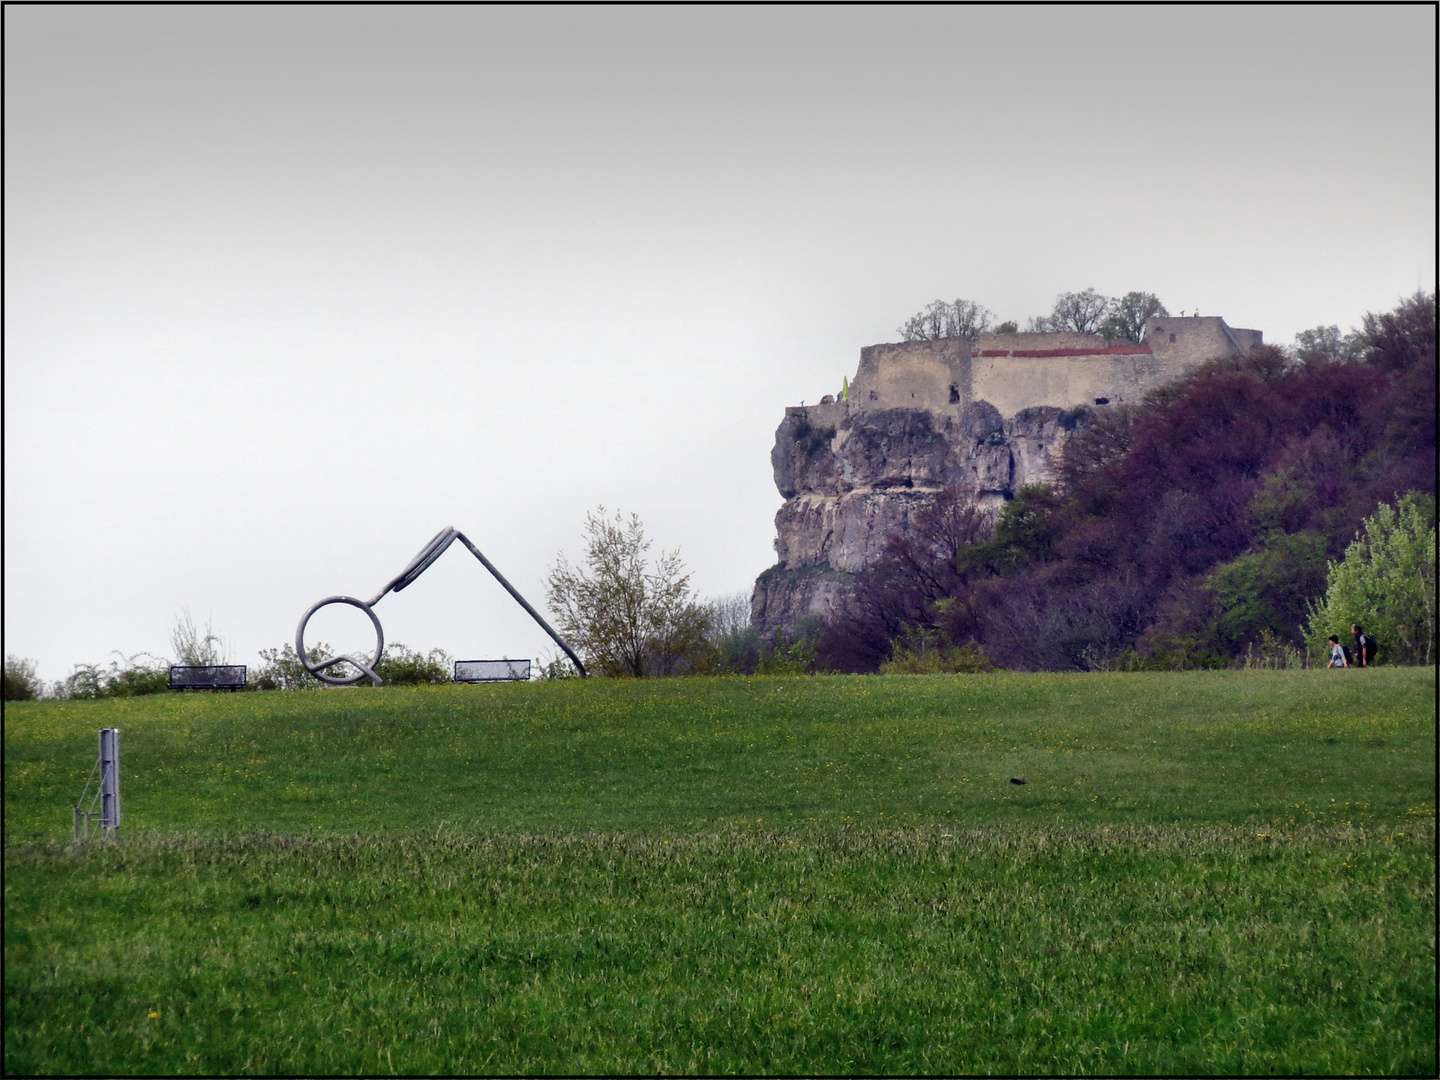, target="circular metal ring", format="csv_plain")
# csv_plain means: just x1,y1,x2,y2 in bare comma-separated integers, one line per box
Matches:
296,596,385,686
